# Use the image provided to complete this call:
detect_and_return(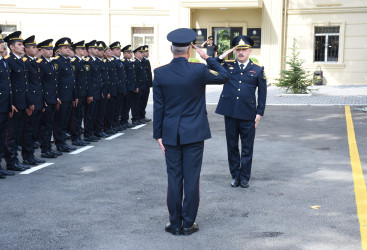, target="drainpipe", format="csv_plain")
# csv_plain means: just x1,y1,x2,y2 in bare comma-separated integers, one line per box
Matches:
282,0,288,70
